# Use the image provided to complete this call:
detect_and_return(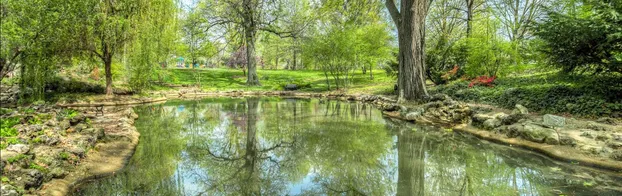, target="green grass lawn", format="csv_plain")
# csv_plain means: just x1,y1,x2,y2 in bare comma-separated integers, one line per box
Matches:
161,68,395,94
